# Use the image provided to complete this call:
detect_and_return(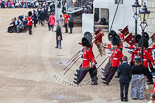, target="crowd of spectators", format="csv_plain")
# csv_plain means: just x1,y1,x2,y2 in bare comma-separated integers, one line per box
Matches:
0,0,58,9
8,16,28,33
